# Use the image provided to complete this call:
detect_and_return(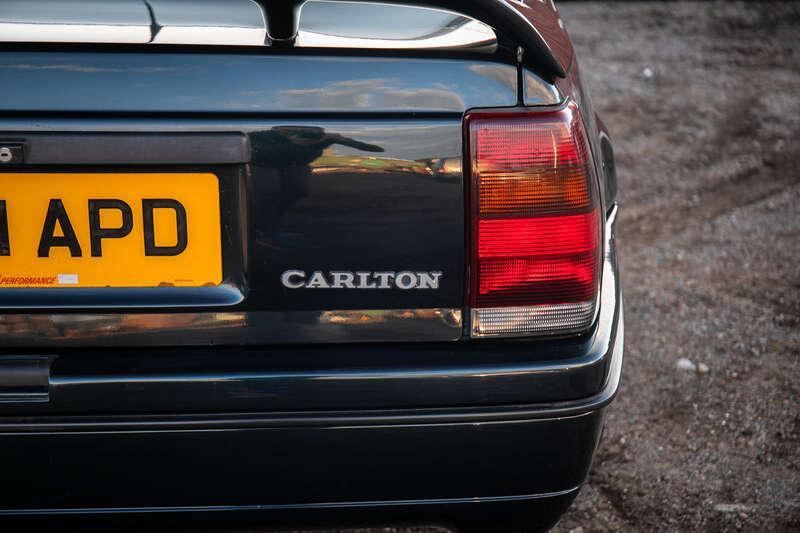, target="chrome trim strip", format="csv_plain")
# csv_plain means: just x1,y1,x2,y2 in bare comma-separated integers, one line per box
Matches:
0,485,580,515
0,308,462,347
